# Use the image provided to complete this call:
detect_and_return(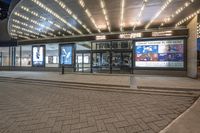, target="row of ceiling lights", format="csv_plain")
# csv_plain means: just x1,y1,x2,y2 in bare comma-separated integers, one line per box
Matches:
10,0,199,40
133,0,148,30
14,12,55,34
12,19,48,38
100,0,111,32
53,0,92,34
145,0,174,29
20,5,70,35
175,8,200,27
79,0,101,33
120,0,125,32
31,0,81,35
161,0,196,27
